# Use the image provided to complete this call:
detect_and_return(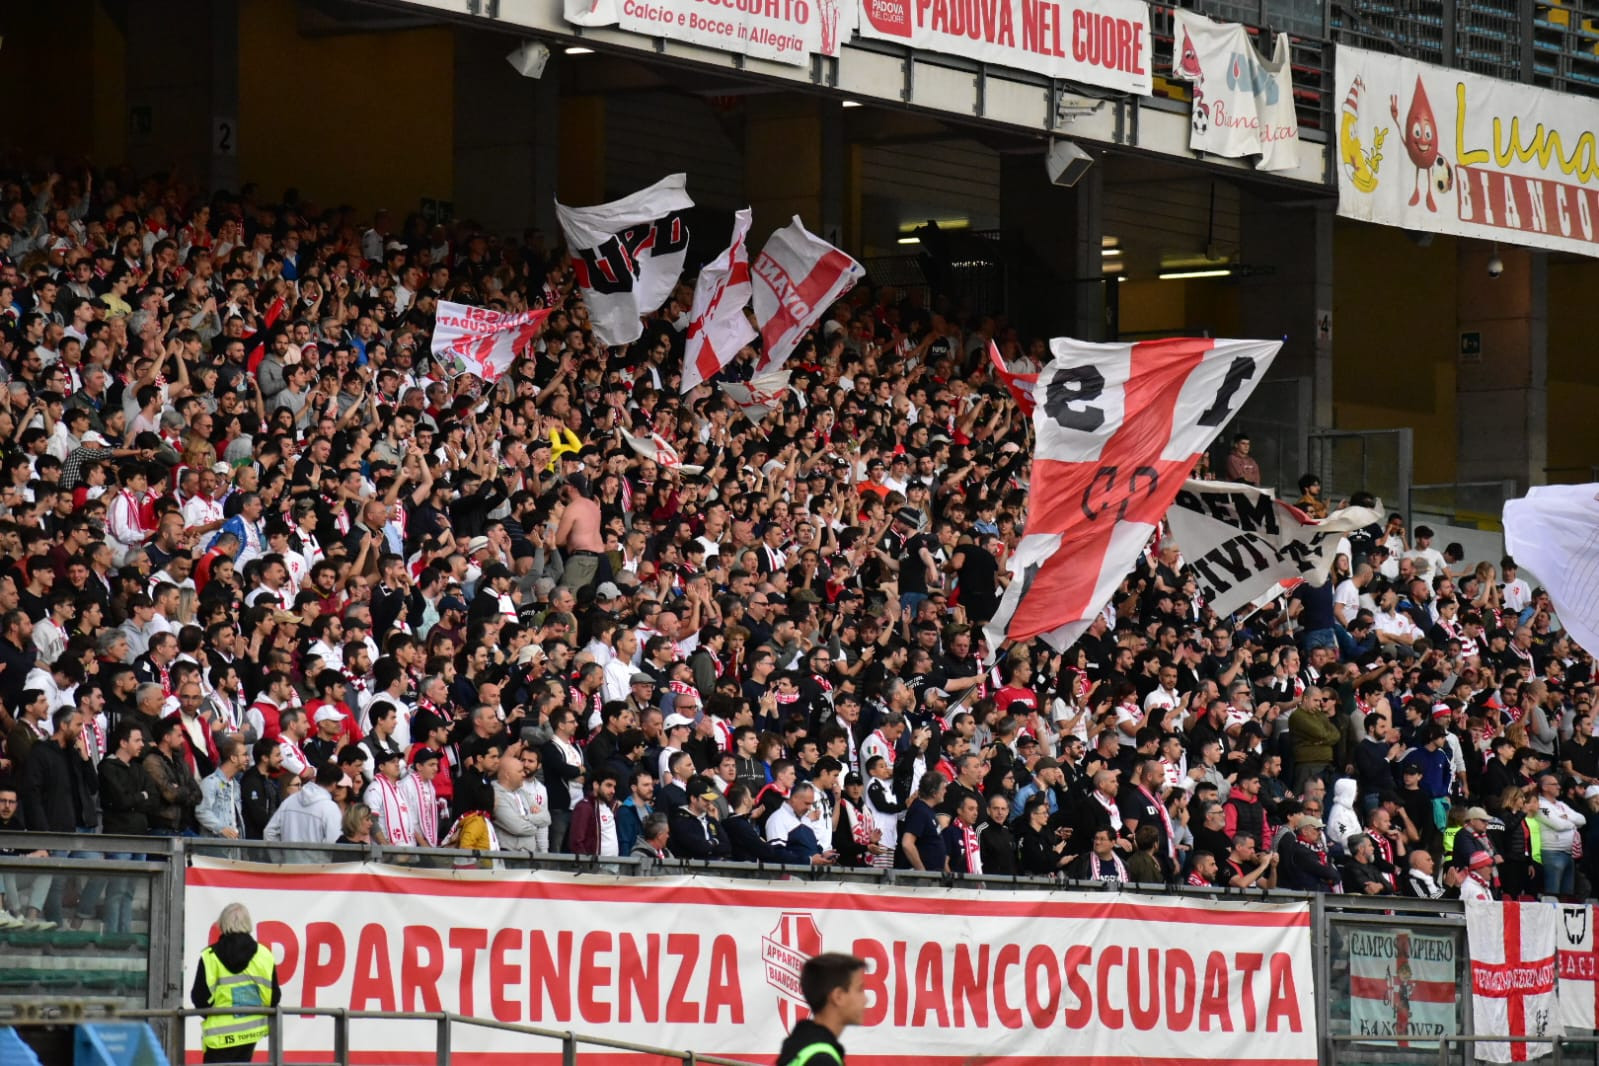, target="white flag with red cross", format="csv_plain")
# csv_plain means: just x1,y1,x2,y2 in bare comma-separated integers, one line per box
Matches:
1469,898,1561,1062
431,301,554,383
621,428,704,475
682,208,757,394
750,217,863,374
720,370,792,423
983,336,1281,653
